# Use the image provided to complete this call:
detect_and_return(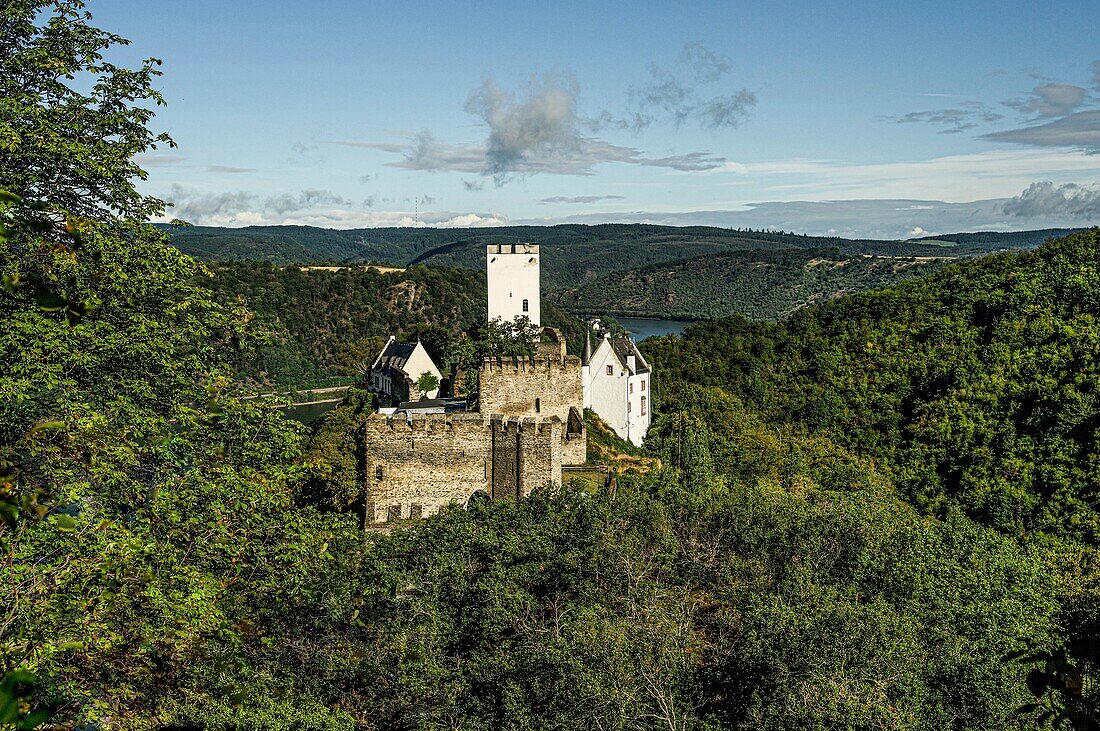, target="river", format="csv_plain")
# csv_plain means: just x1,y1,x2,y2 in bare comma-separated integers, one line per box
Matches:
615,317,696,341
